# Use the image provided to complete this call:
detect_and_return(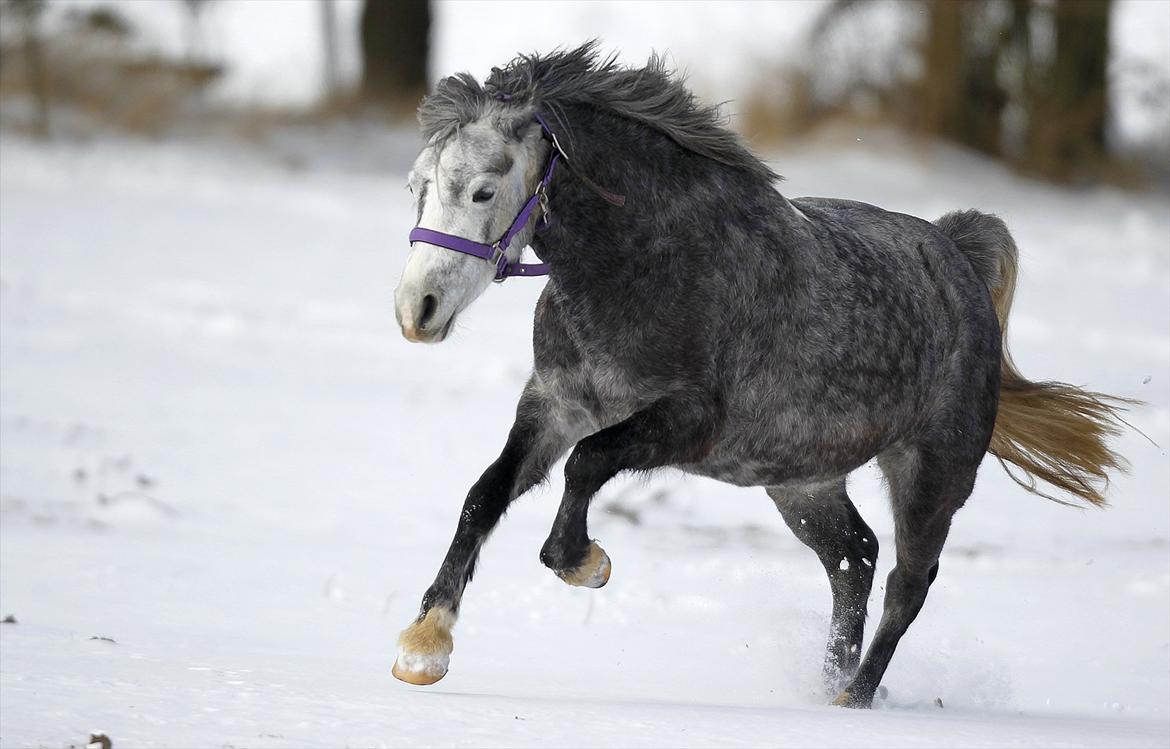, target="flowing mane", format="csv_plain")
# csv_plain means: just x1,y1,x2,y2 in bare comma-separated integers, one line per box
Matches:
418,41,778,183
